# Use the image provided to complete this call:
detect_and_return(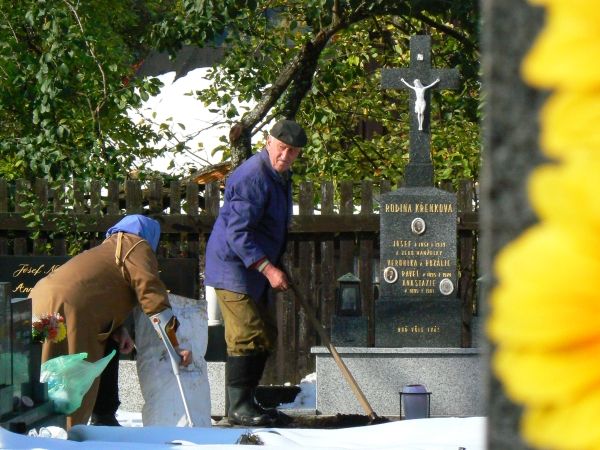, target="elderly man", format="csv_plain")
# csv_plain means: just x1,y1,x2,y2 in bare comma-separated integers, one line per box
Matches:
205,119,307,426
